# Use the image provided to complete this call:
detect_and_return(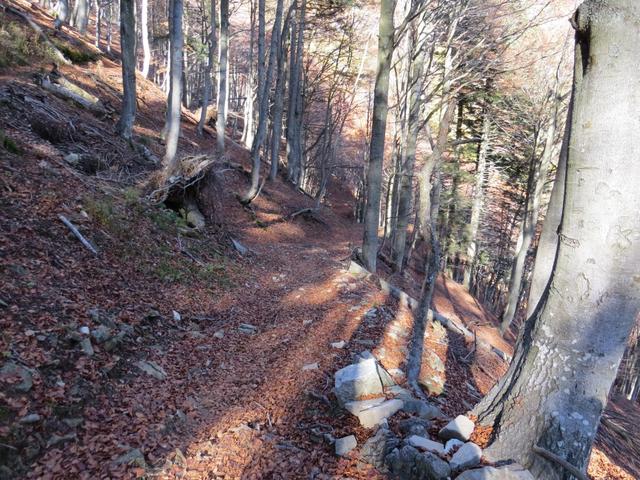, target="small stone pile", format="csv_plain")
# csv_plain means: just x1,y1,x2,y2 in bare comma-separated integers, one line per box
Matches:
332,350,533,479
